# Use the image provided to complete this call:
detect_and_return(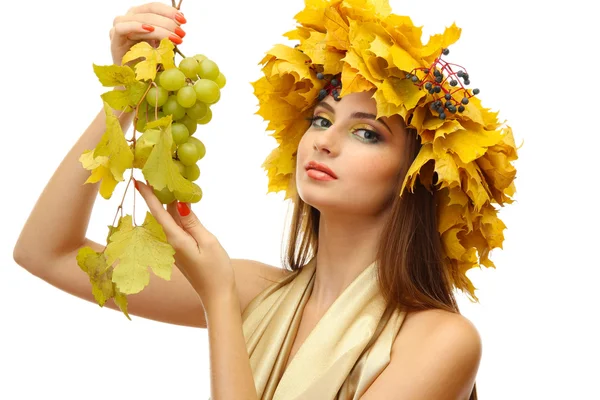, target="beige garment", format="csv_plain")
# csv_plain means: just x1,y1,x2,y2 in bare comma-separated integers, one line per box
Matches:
241,258,407,400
